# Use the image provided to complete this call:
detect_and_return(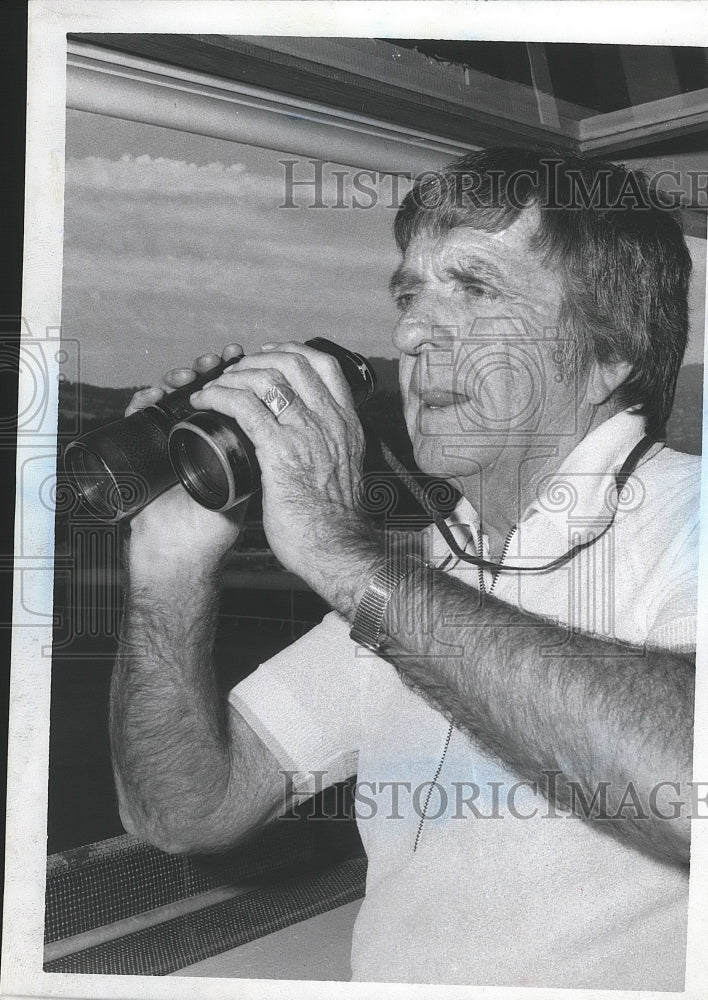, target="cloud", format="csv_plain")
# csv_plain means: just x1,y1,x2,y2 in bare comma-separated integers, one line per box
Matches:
68,153,259,195
62,153,400,386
